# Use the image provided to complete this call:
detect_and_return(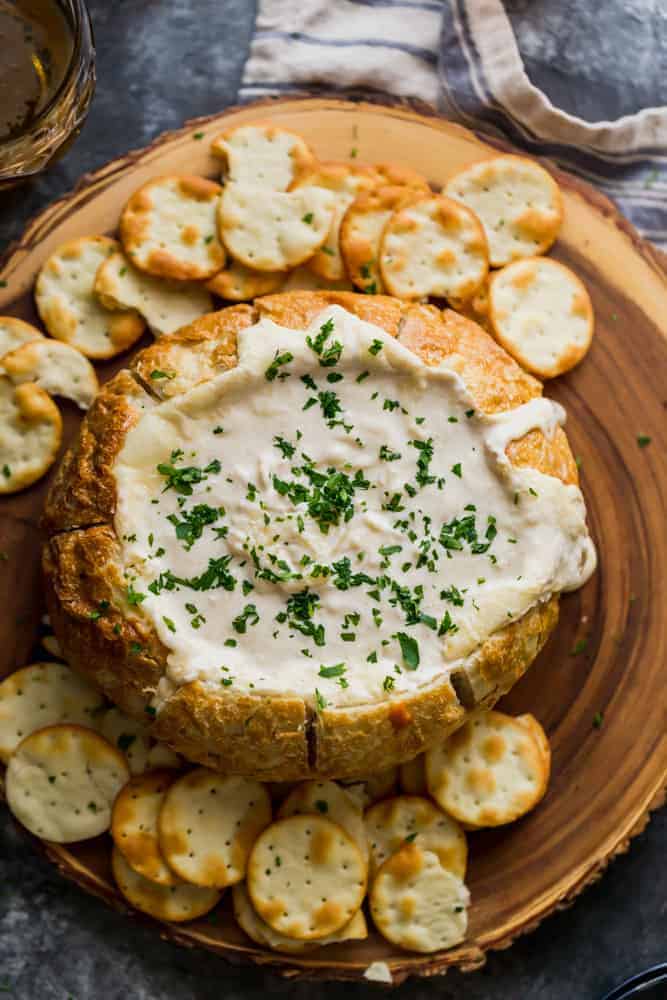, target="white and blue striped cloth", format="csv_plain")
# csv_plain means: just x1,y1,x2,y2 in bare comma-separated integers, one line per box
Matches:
240,0,667,247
